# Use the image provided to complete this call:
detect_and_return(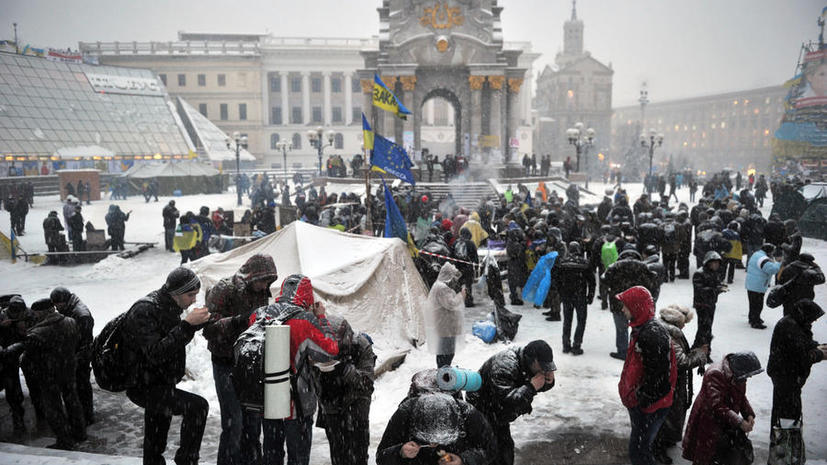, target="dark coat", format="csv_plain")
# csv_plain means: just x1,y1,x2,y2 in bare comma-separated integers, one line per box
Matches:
68,212,84,236
162,204,179,229
682,358,755,465
203,274,272,364
764,220,785,247
506,228,527,286
767,314,823,388
19,310,79,384
692,264,723,309
121,289,197,387
601,258,656,313
466,346,553,426
556,255,596,304
376,394,496,465
317,331,375,425
57,294,94,356
777,258,825,309
43,214,64,246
